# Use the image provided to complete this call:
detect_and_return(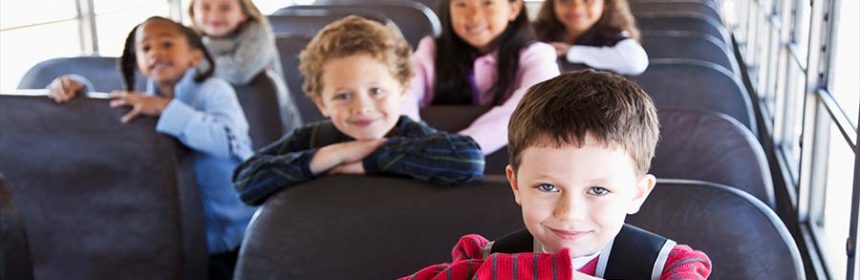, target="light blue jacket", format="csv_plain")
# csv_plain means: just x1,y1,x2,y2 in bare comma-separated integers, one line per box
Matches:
73,69,255,253
147,69,256,254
